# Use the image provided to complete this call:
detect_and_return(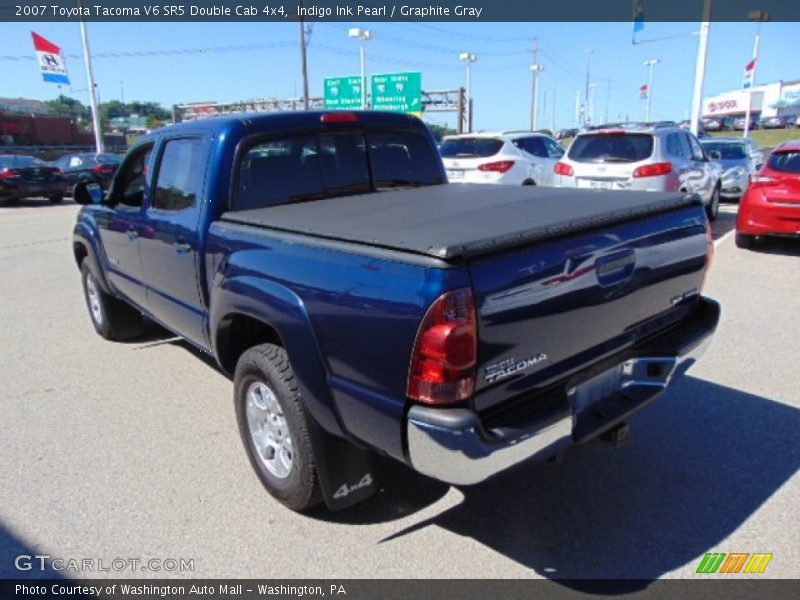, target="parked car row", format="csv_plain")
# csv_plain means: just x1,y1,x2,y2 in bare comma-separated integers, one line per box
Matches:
0,152,123,204
442,125,724,220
